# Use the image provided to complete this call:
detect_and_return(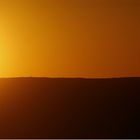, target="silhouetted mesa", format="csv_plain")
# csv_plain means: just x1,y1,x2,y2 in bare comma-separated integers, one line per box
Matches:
0,77,140,138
